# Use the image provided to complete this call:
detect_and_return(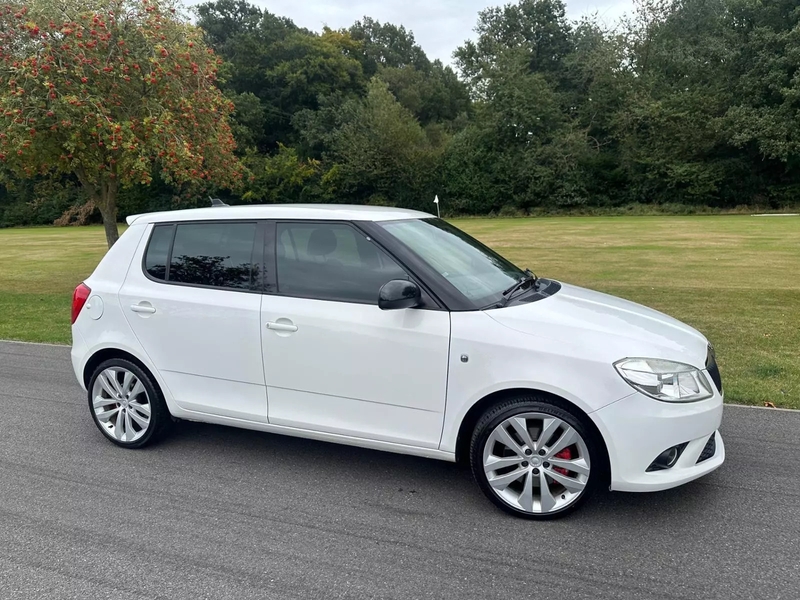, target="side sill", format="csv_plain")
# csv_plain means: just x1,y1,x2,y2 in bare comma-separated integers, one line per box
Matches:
170,406,458,462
